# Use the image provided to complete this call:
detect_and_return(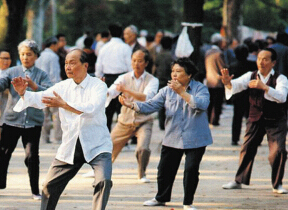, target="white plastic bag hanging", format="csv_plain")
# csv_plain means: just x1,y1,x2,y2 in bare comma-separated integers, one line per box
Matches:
175,26,194,58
